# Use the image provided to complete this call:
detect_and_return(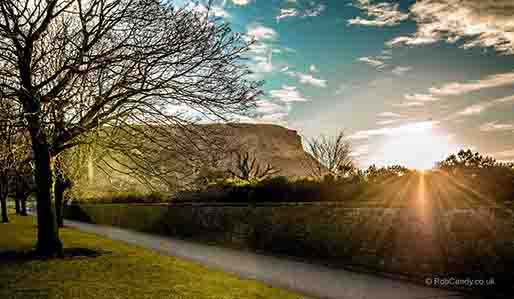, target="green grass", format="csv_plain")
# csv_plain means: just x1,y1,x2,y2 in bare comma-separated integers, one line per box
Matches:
0,214,304,299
